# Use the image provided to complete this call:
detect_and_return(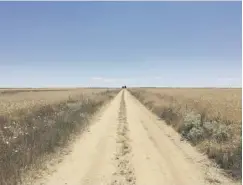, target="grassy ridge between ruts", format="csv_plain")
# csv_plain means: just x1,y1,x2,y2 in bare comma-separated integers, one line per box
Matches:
128,88,242,180
0,89,120,185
